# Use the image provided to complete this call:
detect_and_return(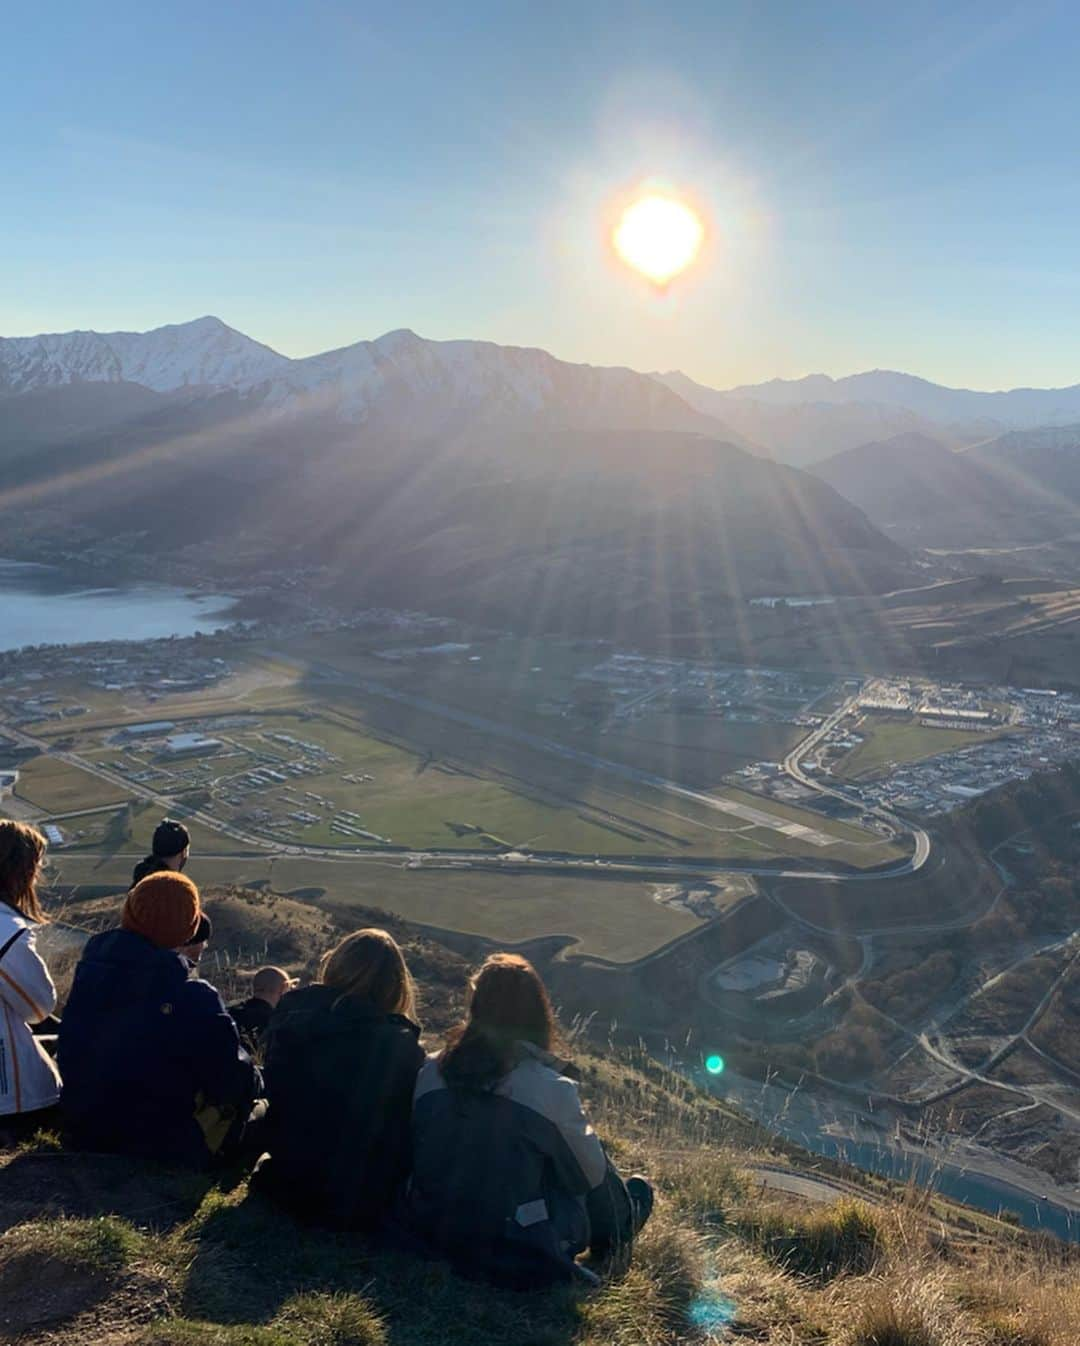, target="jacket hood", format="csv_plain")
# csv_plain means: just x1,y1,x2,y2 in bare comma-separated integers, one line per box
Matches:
73,928,190,1011
271,983,419,1048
